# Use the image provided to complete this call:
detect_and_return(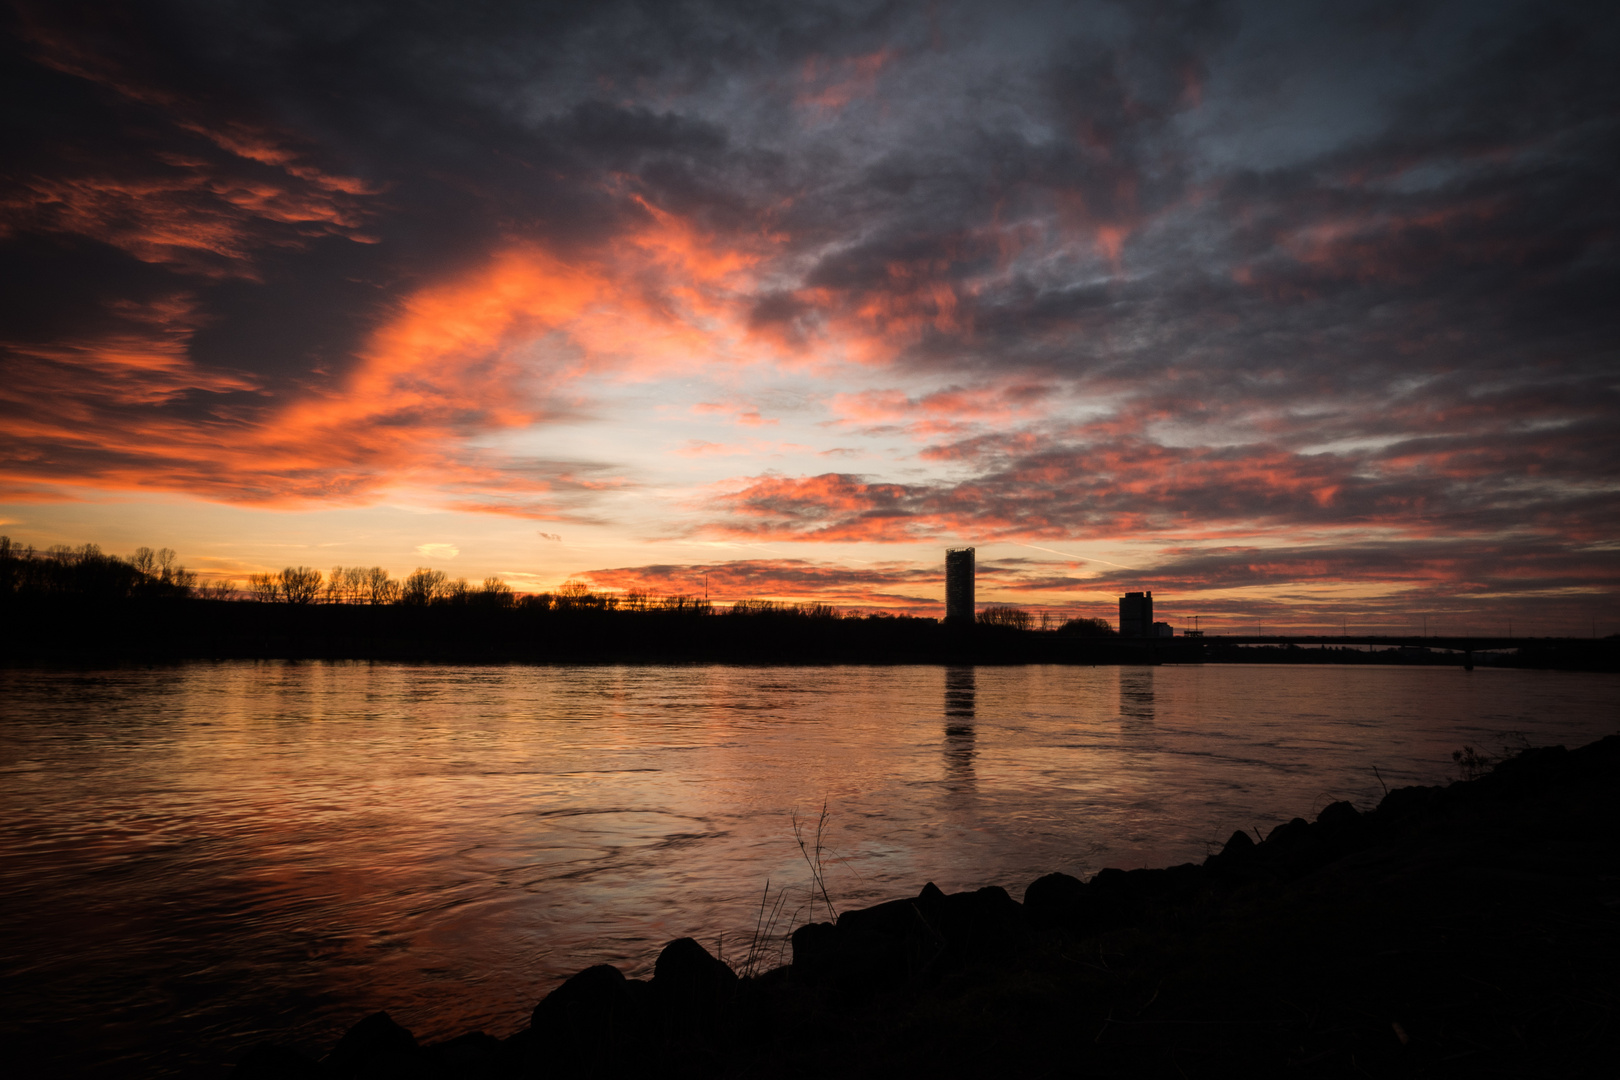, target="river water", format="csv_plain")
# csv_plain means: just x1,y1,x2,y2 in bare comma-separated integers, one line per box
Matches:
2,661,1616,1075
